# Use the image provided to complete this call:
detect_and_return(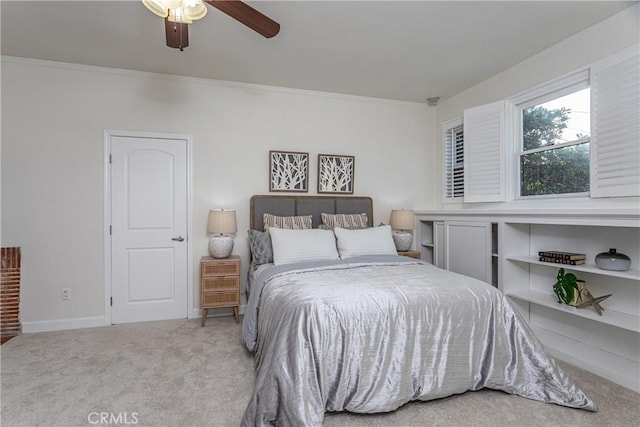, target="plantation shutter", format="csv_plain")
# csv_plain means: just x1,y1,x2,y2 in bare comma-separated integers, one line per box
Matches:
443,118,464,199
590,44,640,198
463,101,507,203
